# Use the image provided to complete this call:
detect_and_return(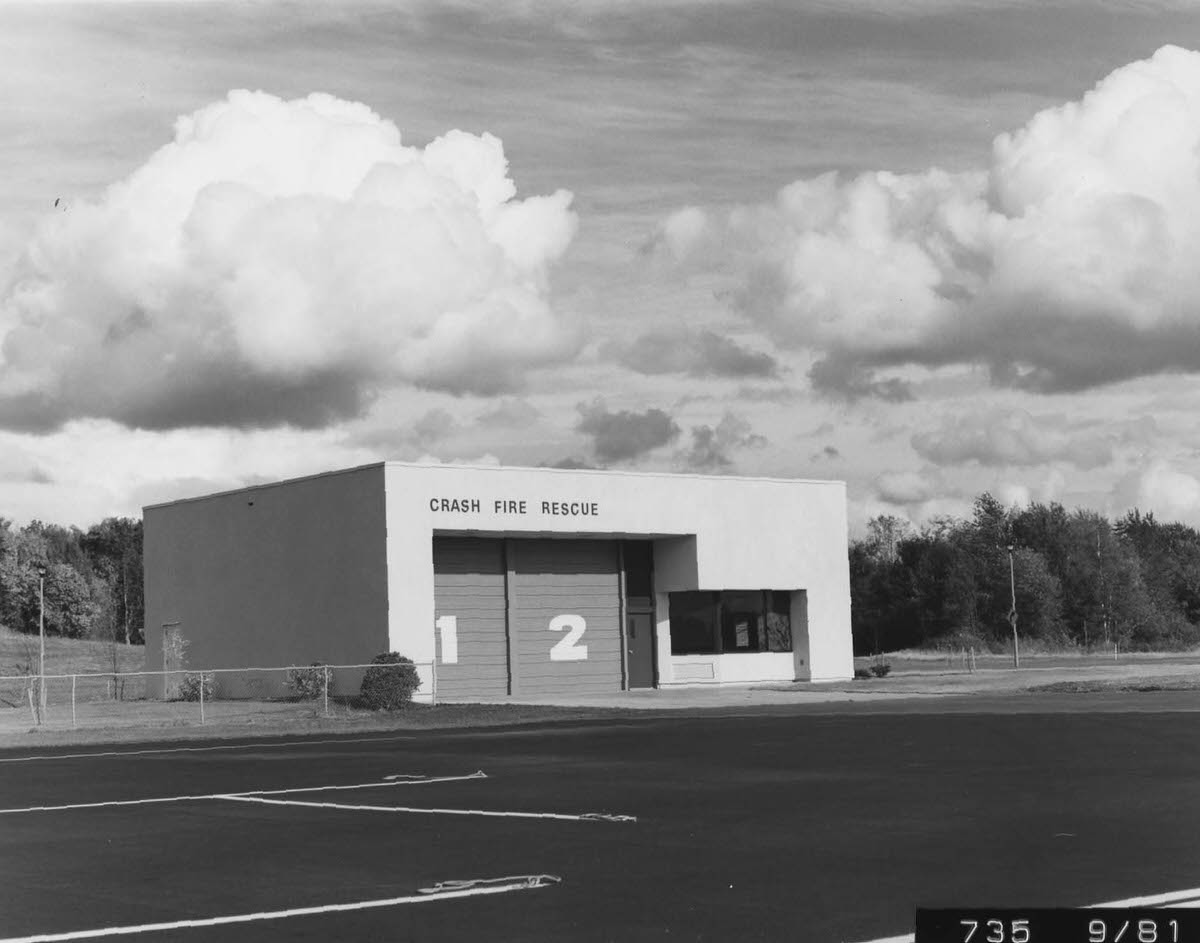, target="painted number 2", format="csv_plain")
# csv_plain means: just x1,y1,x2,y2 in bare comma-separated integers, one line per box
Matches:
549,614,588,661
